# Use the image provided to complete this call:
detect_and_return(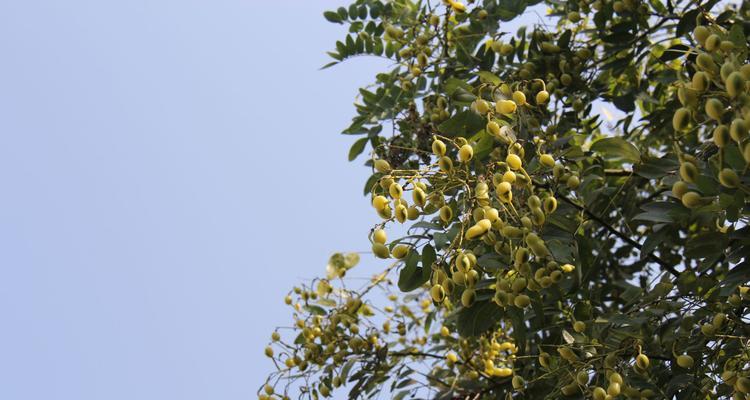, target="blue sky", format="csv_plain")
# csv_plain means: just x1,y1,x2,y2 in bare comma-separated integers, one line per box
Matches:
0,1,388,398
0,1,548,399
